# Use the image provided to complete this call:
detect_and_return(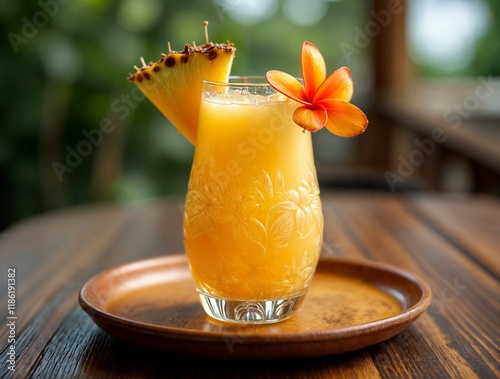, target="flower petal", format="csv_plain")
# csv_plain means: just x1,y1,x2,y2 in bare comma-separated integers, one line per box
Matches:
314,67,353,103
292,105,327,133
301,42,326,101
318,99,368,137
266,70,308,104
